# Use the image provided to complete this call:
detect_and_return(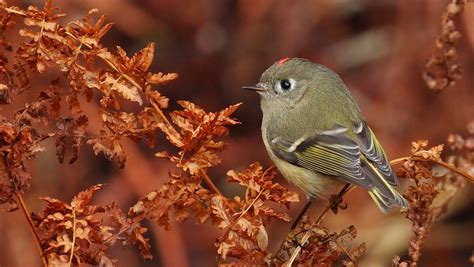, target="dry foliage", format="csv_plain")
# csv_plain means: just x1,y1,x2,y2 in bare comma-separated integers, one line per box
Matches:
30,184,153,265
0,0,472,266
0,0,300,265
447,121,474,176
274,216,366,266
393,141,467,267
423,0,467,91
